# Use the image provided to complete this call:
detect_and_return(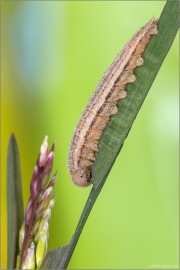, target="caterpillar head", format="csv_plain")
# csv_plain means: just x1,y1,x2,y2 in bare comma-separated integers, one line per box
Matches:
72,169,91,187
